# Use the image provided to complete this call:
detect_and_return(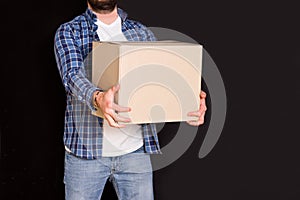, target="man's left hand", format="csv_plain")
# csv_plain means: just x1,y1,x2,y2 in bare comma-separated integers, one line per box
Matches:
187,91,207,126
